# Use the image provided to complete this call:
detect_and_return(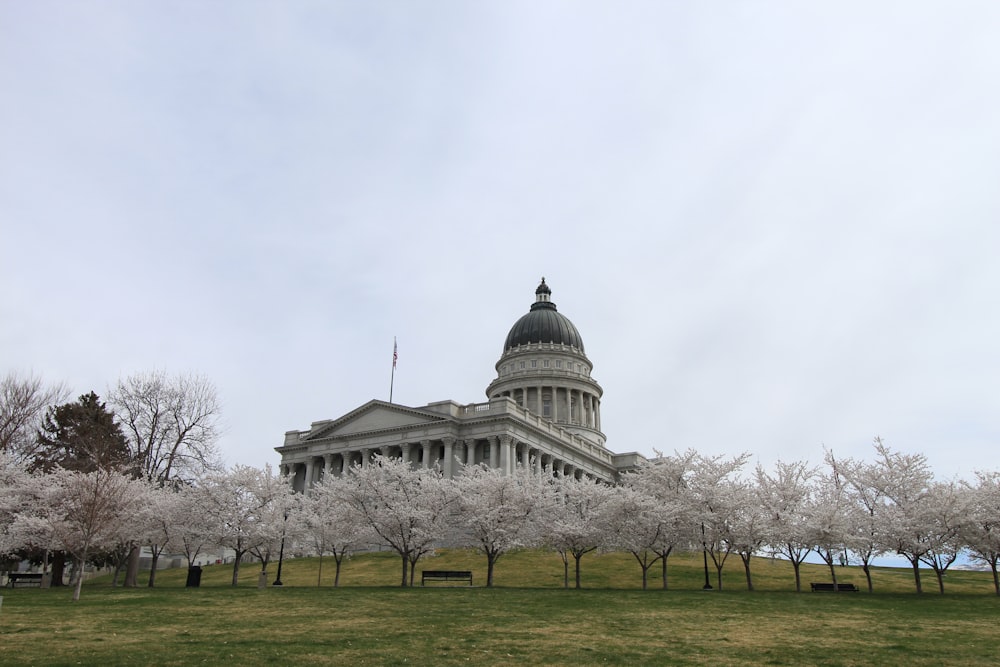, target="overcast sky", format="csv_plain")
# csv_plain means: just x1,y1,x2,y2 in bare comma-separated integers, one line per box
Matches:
2,1,998,482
